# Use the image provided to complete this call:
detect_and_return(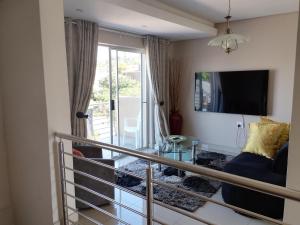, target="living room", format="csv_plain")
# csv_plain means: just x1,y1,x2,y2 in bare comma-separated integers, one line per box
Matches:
65,0,299,224
1,0,300,225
